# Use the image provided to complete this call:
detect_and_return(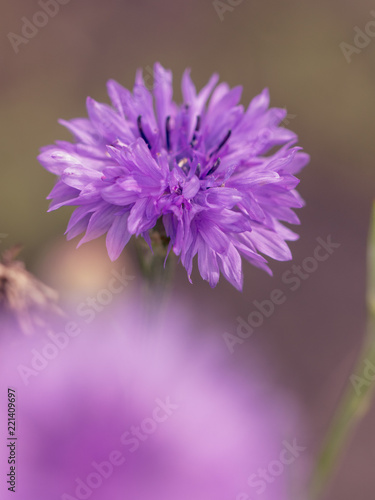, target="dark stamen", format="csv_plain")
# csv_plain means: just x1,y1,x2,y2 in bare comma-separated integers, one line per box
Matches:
194,115,201,132
190,115,201,147
206,158,221,177
210,129,232,157
137,115,151,150
166,116,171,152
